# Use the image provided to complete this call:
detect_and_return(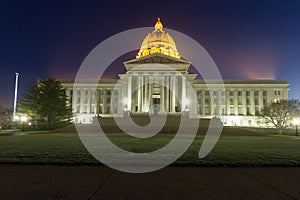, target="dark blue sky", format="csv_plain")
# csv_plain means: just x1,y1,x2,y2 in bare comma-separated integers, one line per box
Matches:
1,0,300,107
